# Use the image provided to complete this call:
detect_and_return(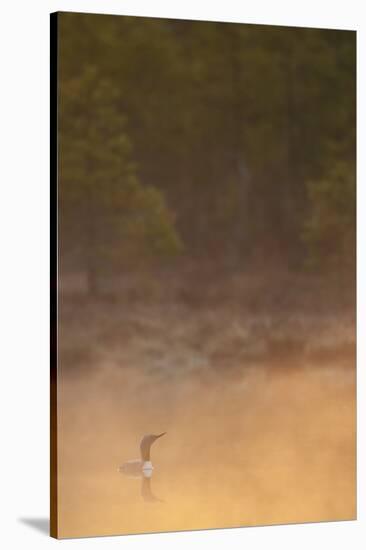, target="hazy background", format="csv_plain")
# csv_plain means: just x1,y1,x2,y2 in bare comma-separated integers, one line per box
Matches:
57,13,356,538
